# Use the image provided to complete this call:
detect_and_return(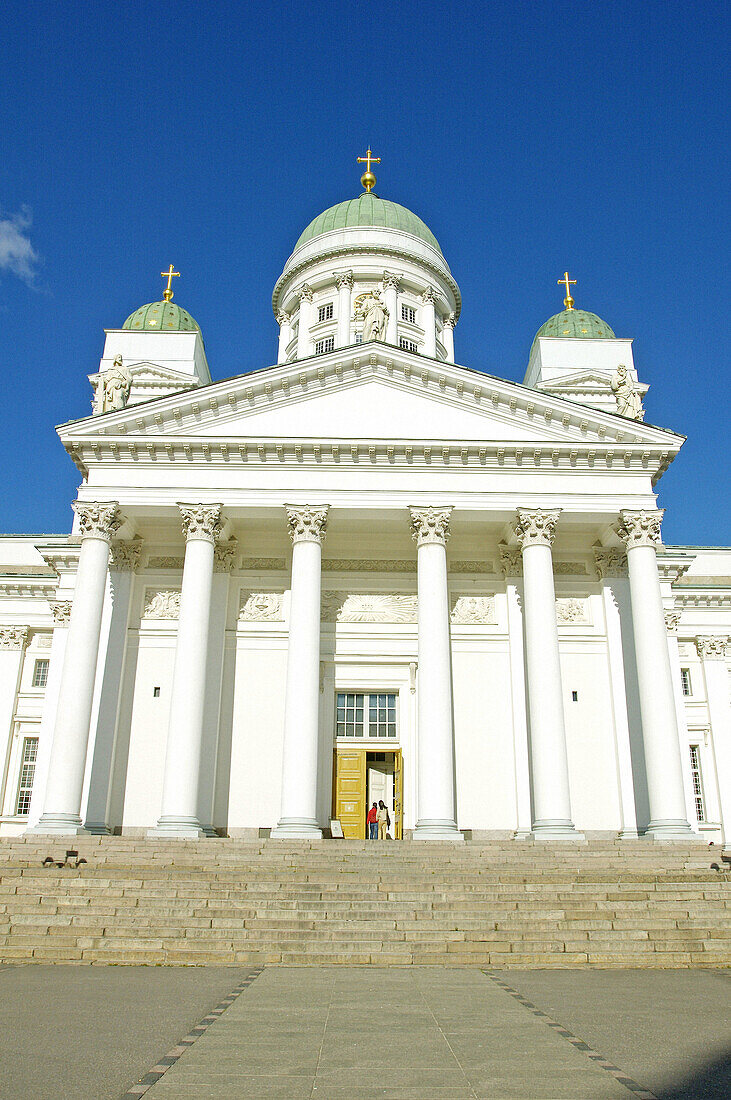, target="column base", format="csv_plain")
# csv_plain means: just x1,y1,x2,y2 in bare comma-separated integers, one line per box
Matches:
148,815,210,839
512,828,533,840
413,819,464,842
270,818,323,840
85,821,112,835
27,813,87,836
618,827,640,840
644,819,694,840
531,819,585,841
